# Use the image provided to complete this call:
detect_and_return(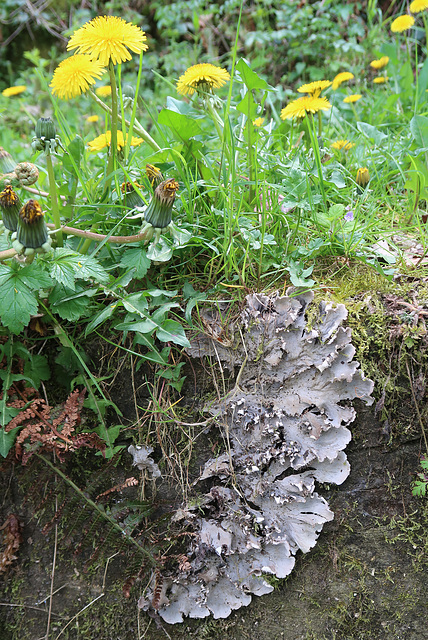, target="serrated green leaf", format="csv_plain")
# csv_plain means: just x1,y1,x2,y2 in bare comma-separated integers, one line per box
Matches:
0,263,42,333
0,426,22,457
356,121,387,145
119,247,151,278
156,319,190,347
46,248,109,288
23,354,50,388
236,58,271,90
85,302,118,336
158,108,203,140
49,283,95,321
146,238,173,262
410,115,428,149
